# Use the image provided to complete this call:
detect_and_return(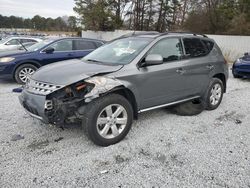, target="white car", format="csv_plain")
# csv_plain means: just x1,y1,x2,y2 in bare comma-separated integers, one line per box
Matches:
0,37,42,51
